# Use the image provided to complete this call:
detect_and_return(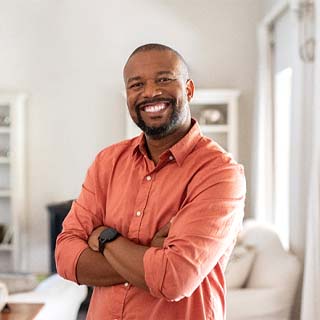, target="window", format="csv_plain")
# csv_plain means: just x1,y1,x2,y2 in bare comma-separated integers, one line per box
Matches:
274,68,292,249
